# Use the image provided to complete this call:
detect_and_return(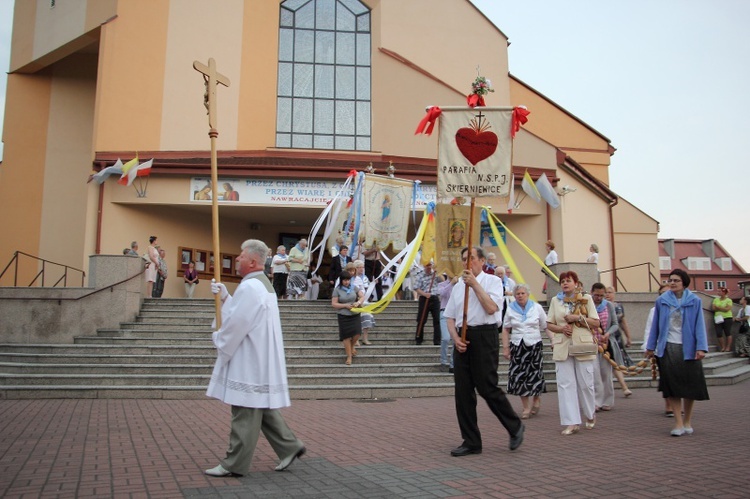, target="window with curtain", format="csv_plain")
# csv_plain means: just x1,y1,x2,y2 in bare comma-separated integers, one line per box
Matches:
276,0,371,151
